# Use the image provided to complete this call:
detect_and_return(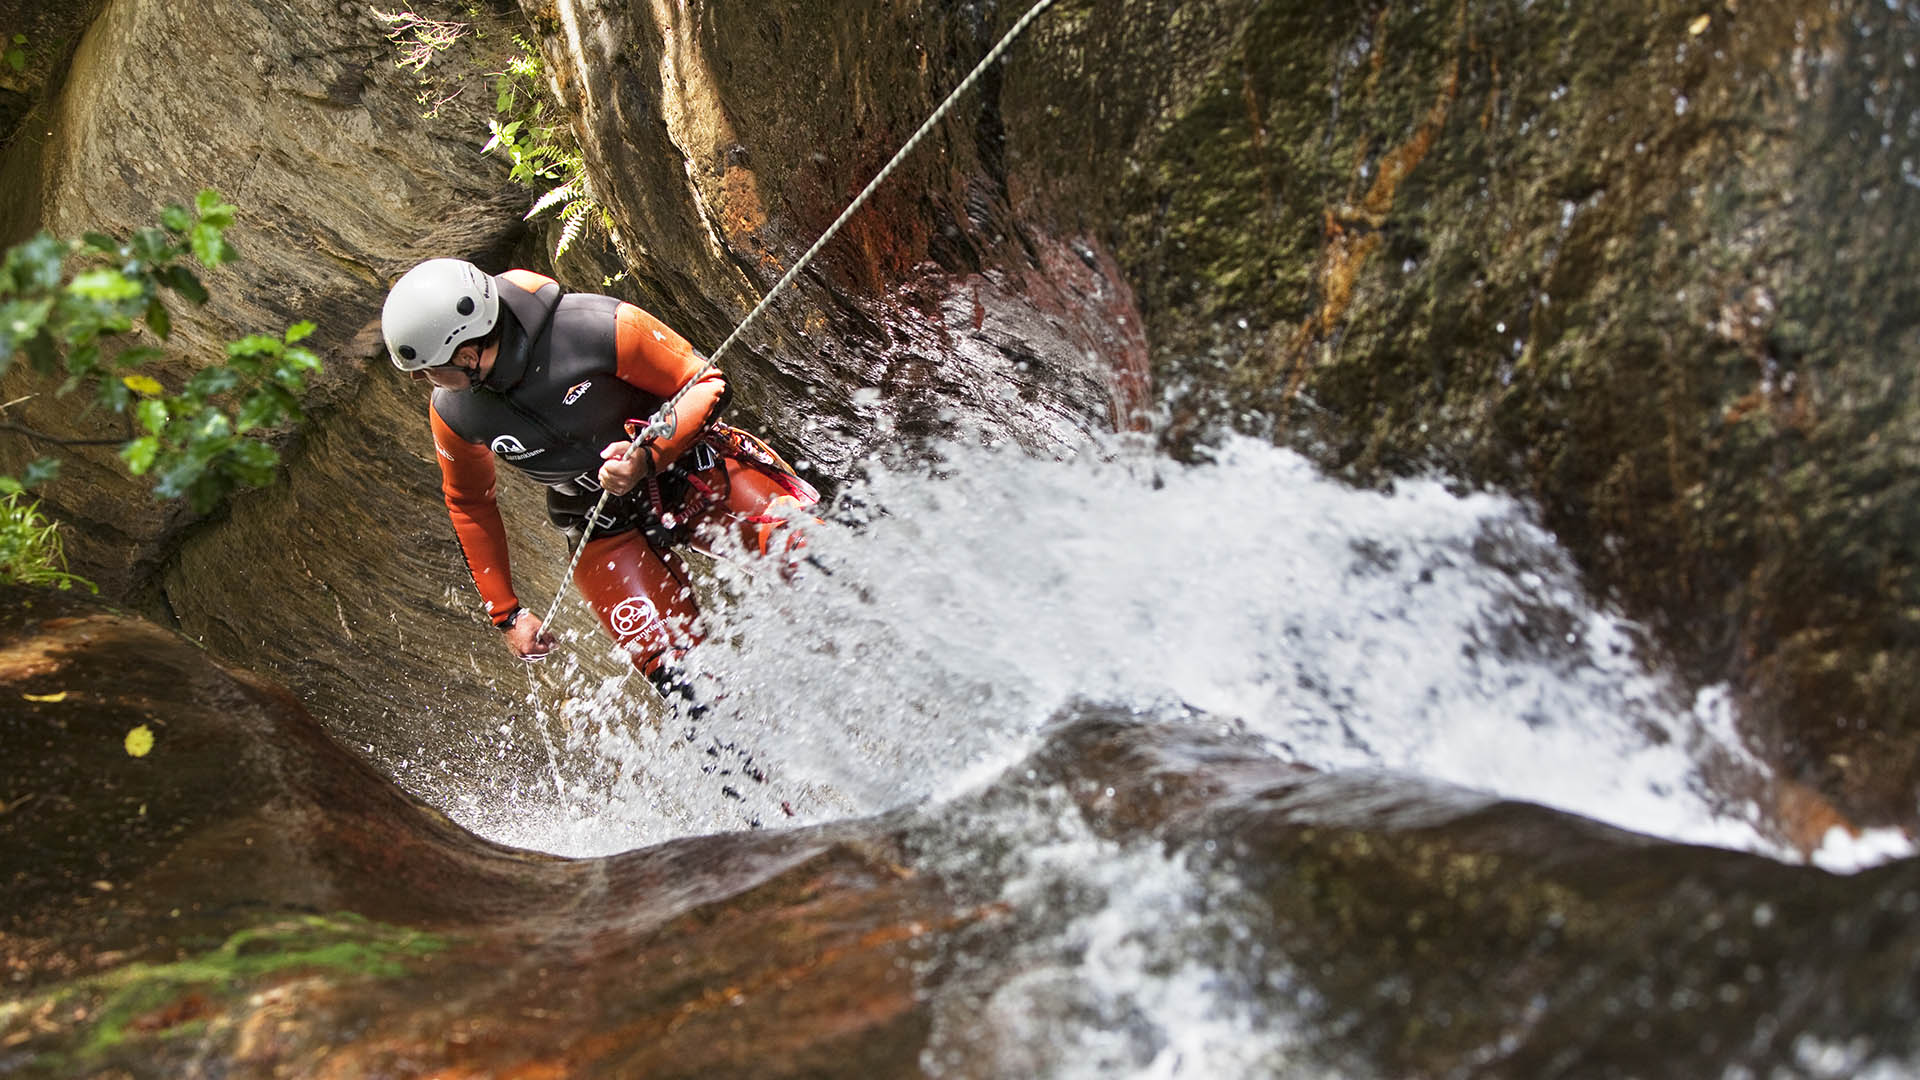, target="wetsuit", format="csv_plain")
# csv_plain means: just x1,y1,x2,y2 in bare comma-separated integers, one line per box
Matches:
430,269,817,676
